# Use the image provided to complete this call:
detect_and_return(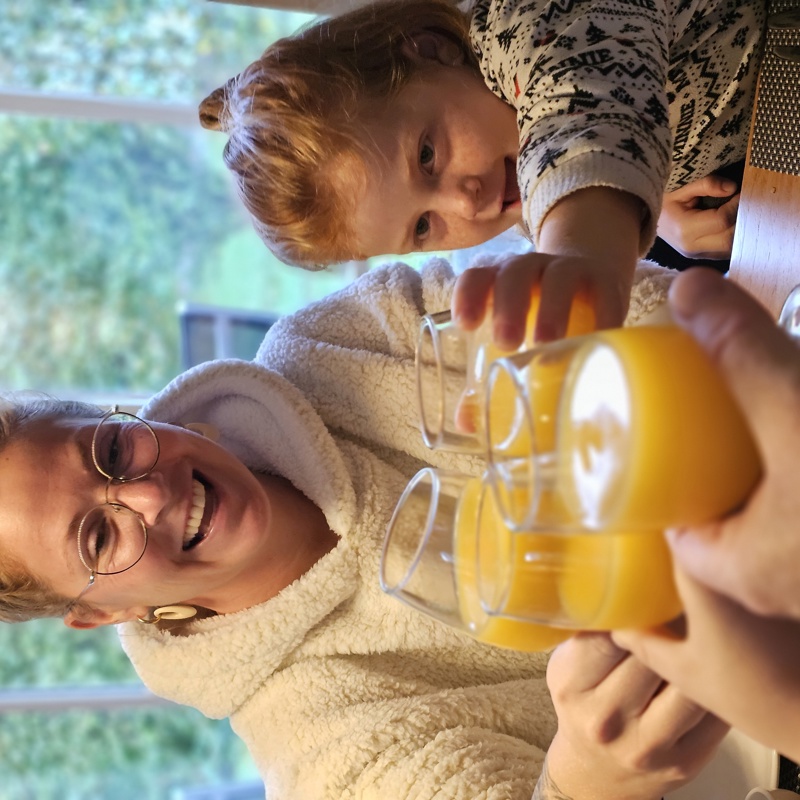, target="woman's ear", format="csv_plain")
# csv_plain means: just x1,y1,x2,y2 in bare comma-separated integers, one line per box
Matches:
400,30,465,66
63,606,144,630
